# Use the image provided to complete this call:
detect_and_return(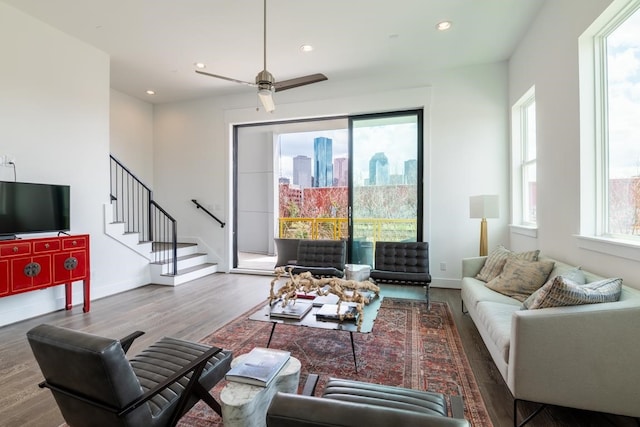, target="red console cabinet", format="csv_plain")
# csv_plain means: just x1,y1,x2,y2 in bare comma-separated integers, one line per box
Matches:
0,234,91,312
